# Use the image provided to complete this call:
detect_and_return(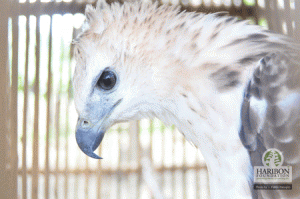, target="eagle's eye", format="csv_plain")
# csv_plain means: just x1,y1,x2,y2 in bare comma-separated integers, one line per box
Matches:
97,70,117,91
